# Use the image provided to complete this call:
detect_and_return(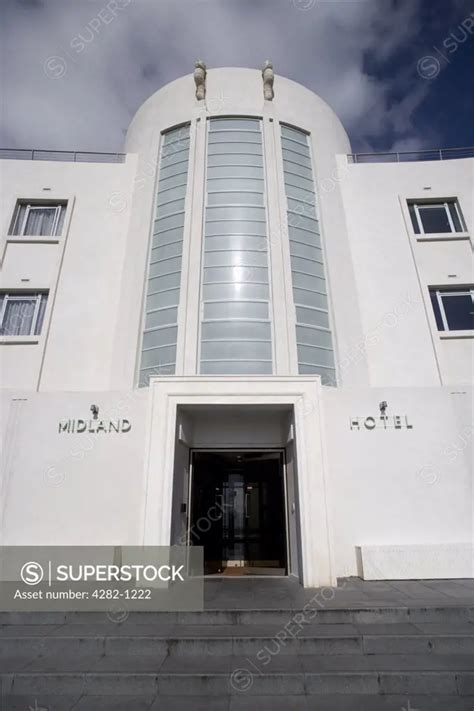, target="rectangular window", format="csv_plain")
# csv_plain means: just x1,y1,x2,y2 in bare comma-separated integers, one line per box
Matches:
281,123,336,385
408,199,466,235
199,117,273,376
139,124,191,386
9,201,67,237
0,292,48,336
429,287,473,332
